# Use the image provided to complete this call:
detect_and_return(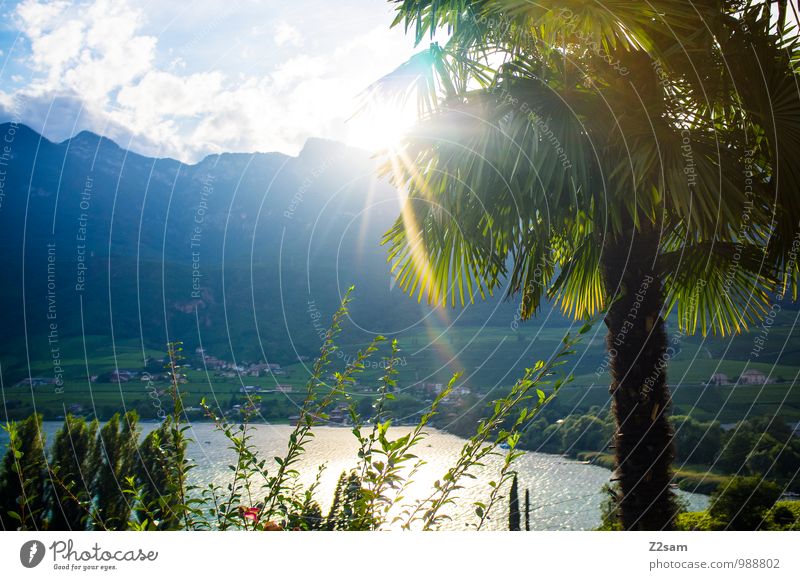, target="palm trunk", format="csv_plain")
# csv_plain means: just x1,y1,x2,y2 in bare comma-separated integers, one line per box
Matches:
601,227,676,530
